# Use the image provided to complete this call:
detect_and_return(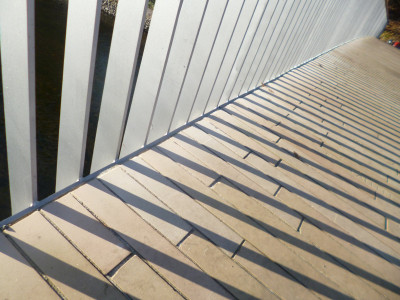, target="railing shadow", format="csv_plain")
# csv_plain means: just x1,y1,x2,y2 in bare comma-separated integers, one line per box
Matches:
239,95,400,196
